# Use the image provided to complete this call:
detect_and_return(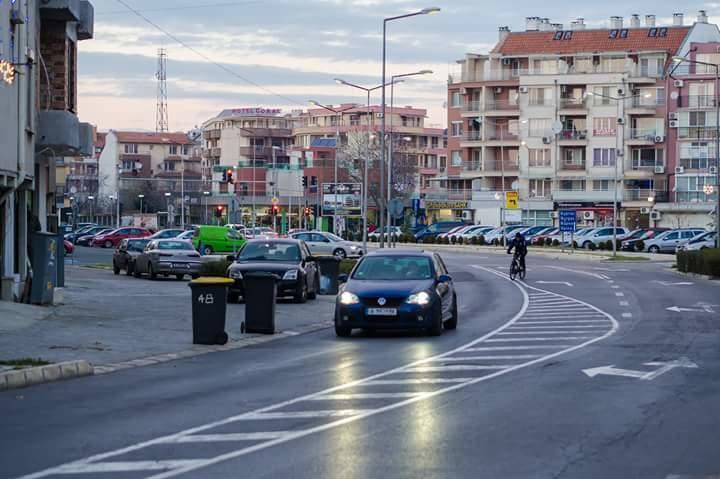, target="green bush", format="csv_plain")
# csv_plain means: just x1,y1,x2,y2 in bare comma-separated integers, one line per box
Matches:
677,249,720,277
552,239,560,247
457,236,464,245
370,236,378,243
572,240,578,249
635,240,645,252
477,235,486,246
340,259,357,275
199,259,231,277
442,236,450,245
598,241,606,251
544,237,553,247
450,235,457,244
587,242,597,251
424,236,435,244
470,236,478,245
